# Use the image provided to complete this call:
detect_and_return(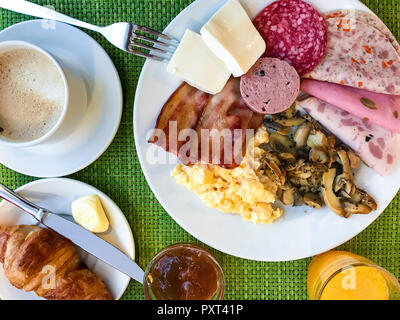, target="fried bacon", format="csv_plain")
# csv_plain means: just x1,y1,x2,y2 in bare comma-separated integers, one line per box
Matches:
149,78,263,168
